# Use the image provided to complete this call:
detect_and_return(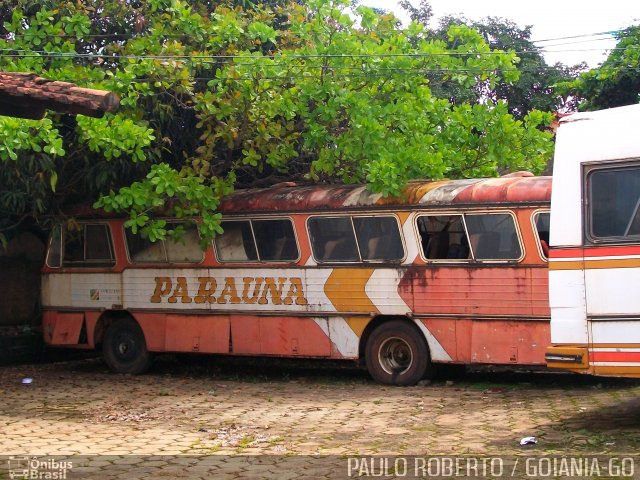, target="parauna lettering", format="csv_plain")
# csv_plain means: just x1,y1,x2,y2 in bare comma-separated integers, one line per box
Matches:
151,276,308,305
